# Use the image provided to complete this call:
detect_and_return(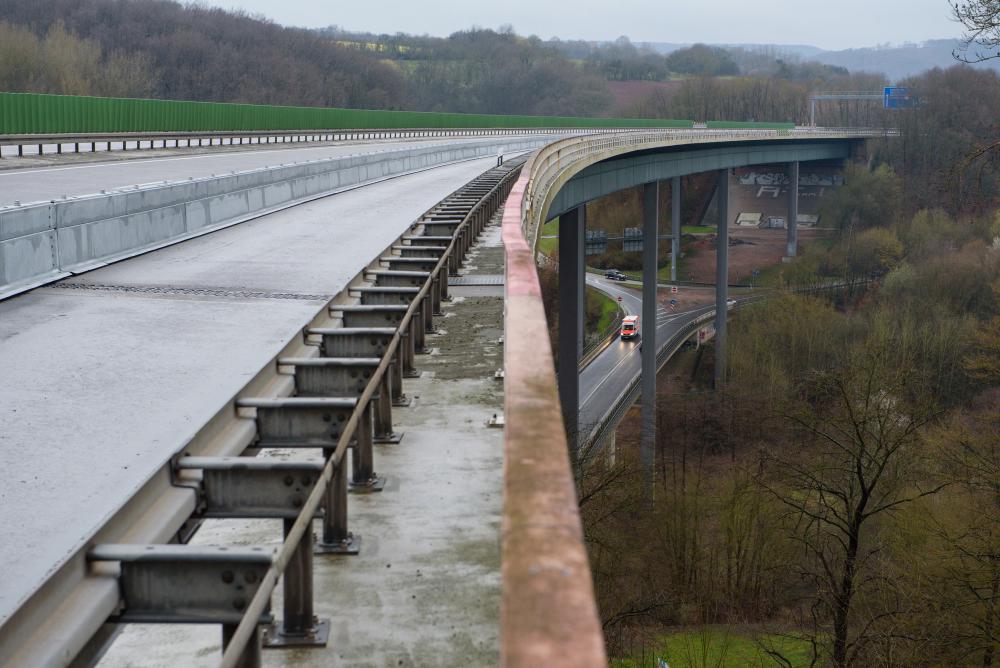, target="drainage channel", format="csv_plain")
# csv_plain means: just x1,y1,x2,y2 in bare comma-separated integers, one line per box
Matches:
68,156,527,667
